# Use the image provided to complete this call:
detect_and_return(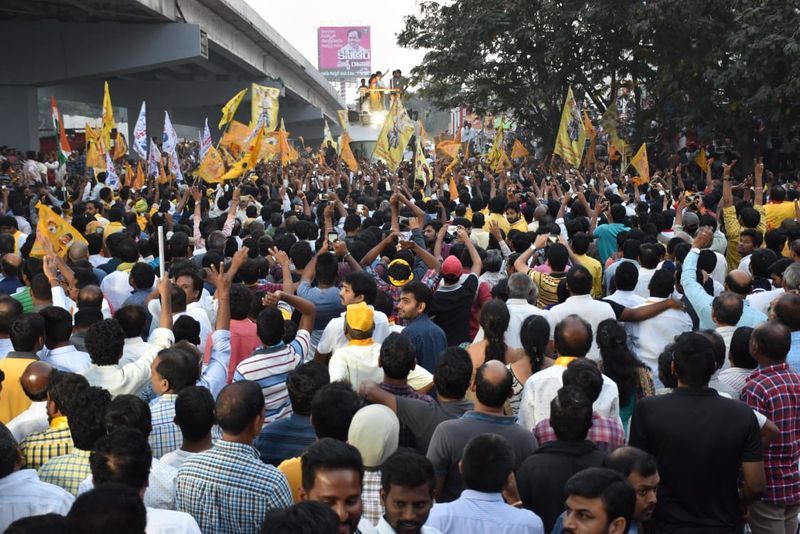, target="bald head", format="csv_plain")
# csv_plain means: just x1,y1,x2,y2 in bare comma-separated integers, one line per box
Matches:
77,285,103,309
751,322,791,364
554,315,593,358
20,361,54,402
475,360,513,408
533,205,548,219
725,270,753,296
2,254,21,270
67,242,89,263
215,381,264,437
712,292,744,327
772,293,800,331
